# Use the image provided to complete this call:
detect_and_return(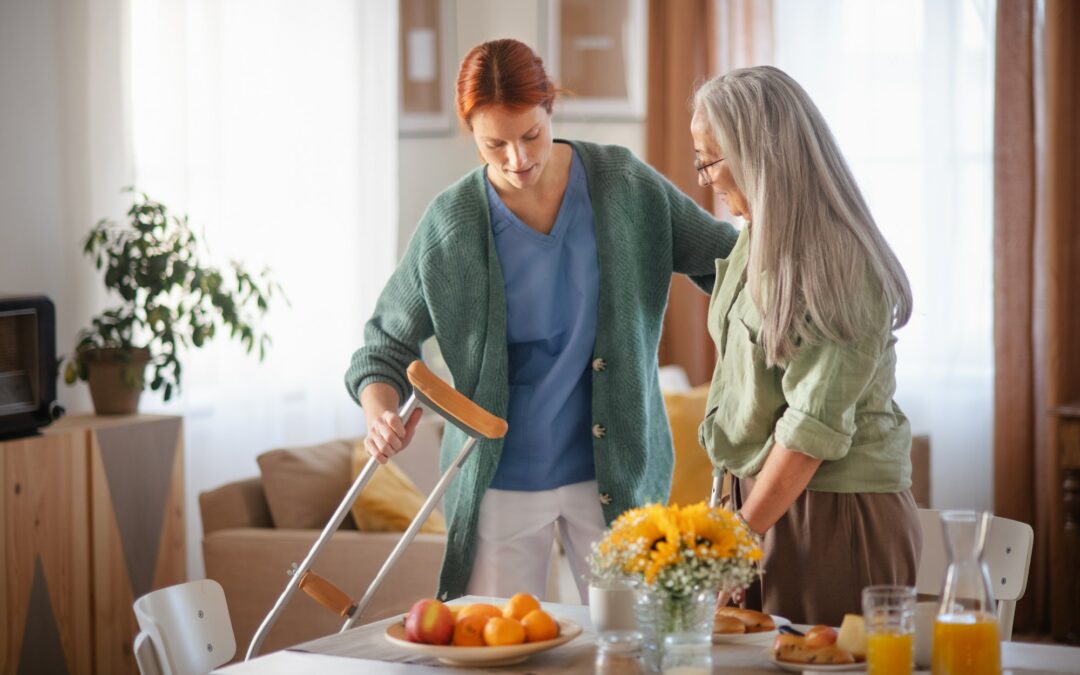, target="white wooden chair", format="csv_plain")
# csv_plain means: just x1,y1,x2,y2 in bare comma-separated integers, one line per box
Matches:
133,579,236,675
915,509,1034,640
